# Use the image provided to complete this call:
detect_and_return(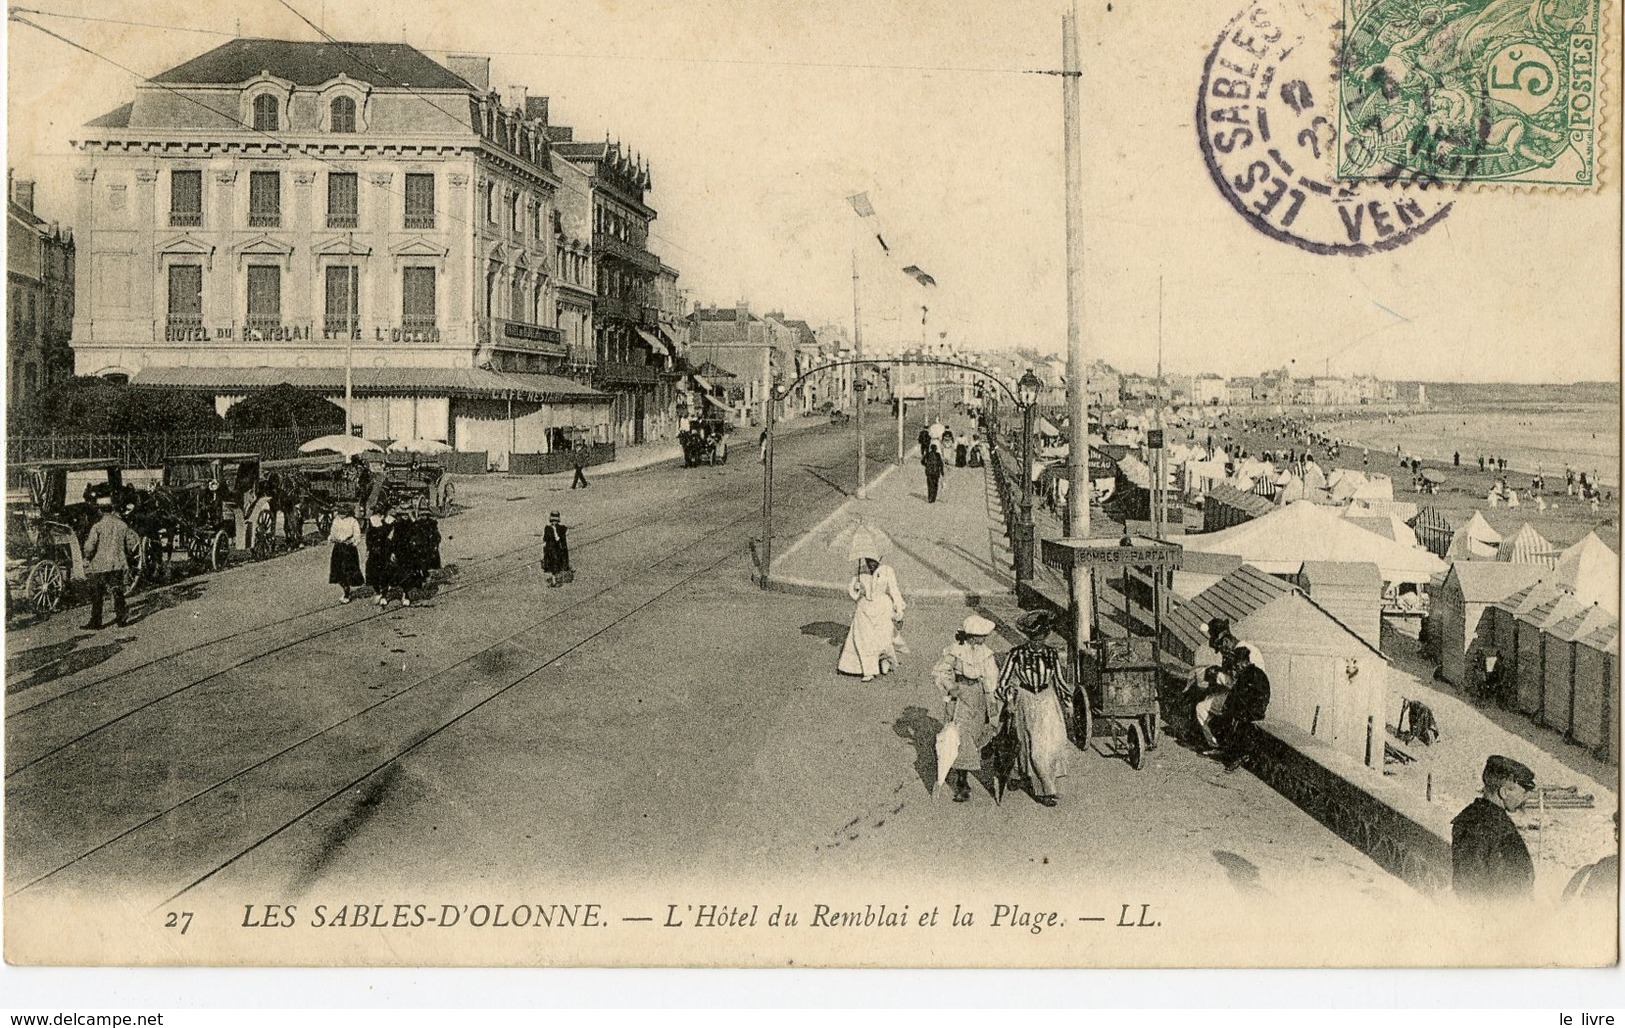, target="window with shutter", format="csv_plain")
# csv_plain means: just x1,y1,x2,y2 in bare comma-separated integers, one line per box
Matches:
403,267,436,328
170,170,202,227
325,265,359,335
404,173,434,229
167,265,202,327
249,171,280,227
327,173,358,228
246,265,281,329
252,93,279,132
330,96,356,133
